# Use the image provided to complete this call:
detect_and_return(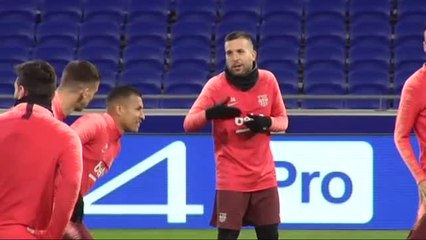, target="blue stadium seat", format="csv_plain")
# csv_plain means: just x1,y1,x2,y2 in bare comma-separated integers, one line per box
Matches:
349,0,391,24
127,0,168,23
0,0,37,23
393,69,414,95
96,70,116,94
398,0,426,23
32,46,74,74
77,46,120,73
0,22,34,48
171,21,213,50
305,20,346,48
305,0,346,23
350,21,392,49
163,68,208,89
394,46,426,74
79,21,121,48
302,69,346,109
304,46,345,72
123,62,164,76
126,21,168,49
175,0,217,23
83,0,126,25
271,68,299,109
0,47,30,72
347,70,390,109
221,0,262,24
215,21,258,47
349,45,390,72
259,20,301,48
41,0,82,22
118,69,162,108
258,46,299,70
123,45,164,71
36,21,79,49
395,20,425,49
262,0,302,23
169,46,212,72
